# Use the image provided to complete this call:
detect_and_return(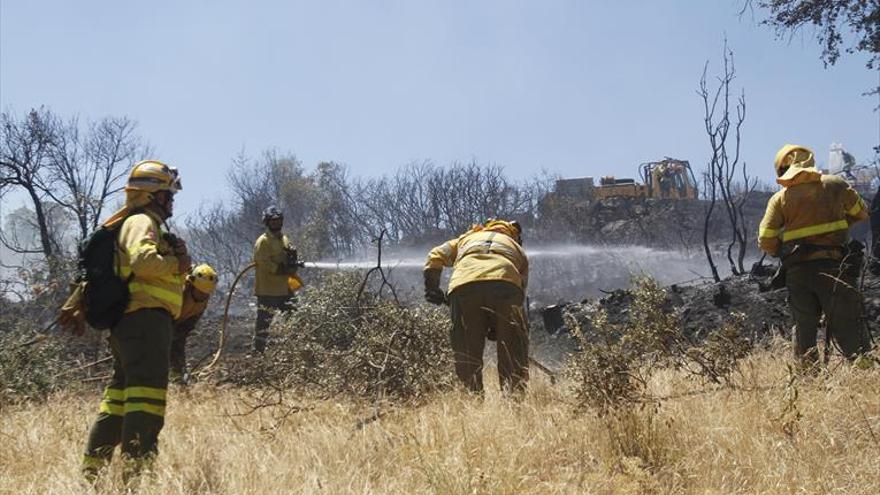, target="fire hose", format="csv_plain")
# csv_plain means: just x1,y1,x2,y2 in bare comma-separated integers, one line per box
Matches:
196,261,256,374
